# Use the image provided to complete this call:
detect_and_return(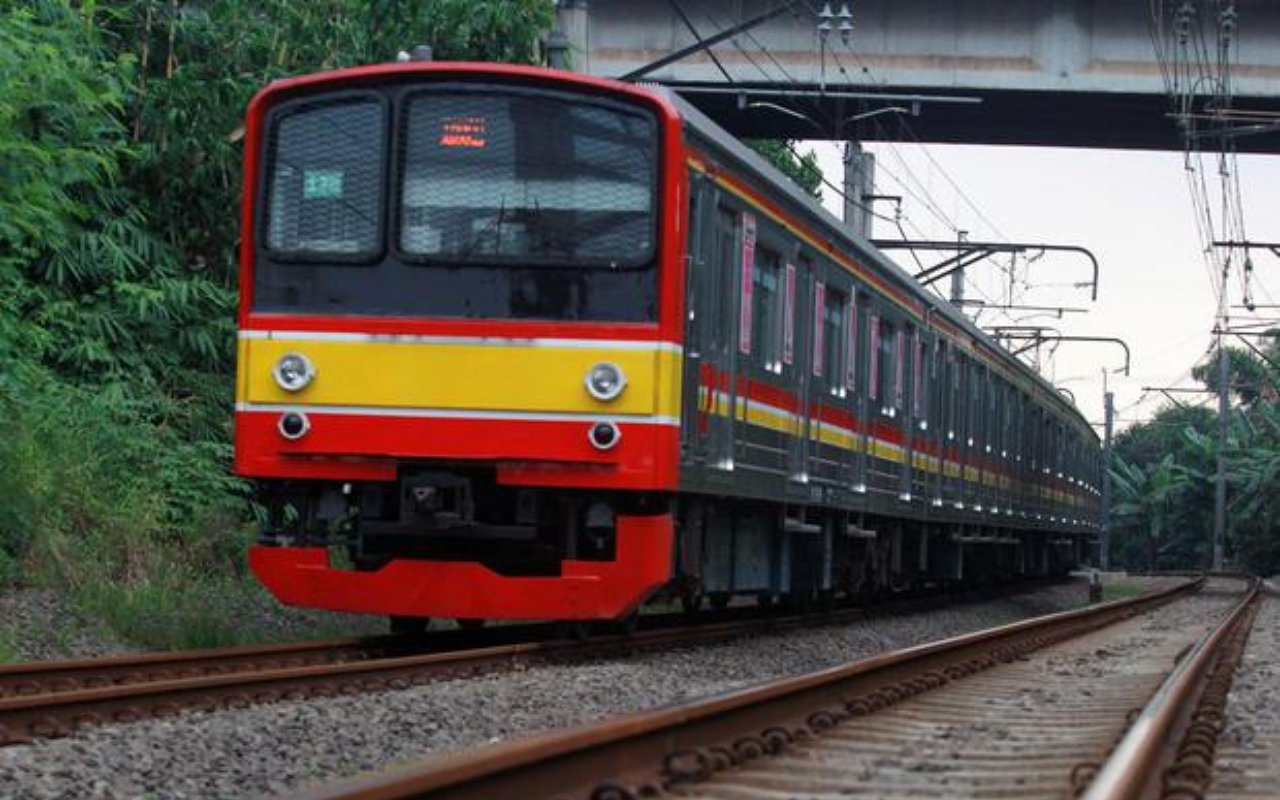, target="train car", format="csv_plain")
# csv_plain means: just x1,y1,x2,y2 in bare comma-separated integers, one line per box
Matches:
235,60,1101,629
